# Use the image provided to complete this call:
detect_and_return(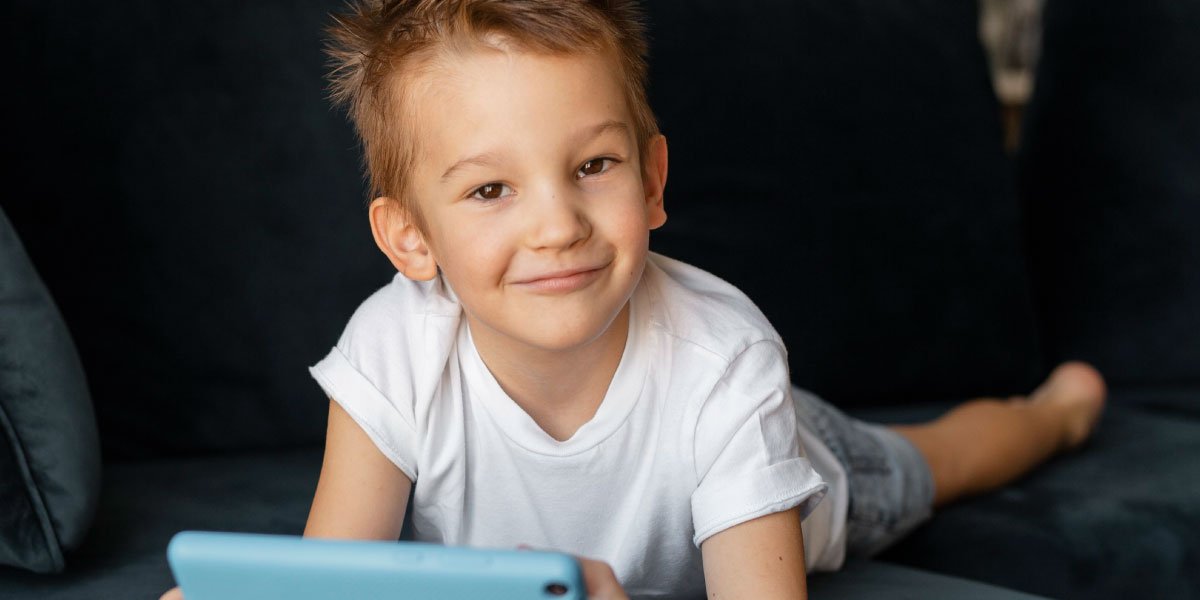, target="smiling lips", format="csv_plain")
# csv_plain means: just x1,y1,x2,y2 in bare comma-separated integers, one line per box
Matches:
511,263,609,293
